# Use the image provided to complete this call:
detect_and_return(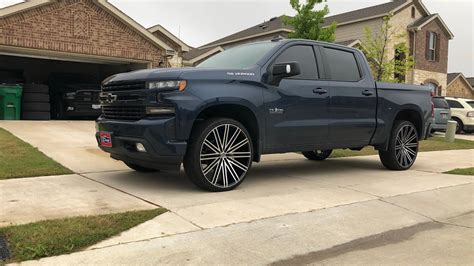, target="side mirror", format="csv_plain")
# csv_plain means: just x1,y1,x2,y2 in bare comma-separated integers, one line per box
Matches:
268,62,301,86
